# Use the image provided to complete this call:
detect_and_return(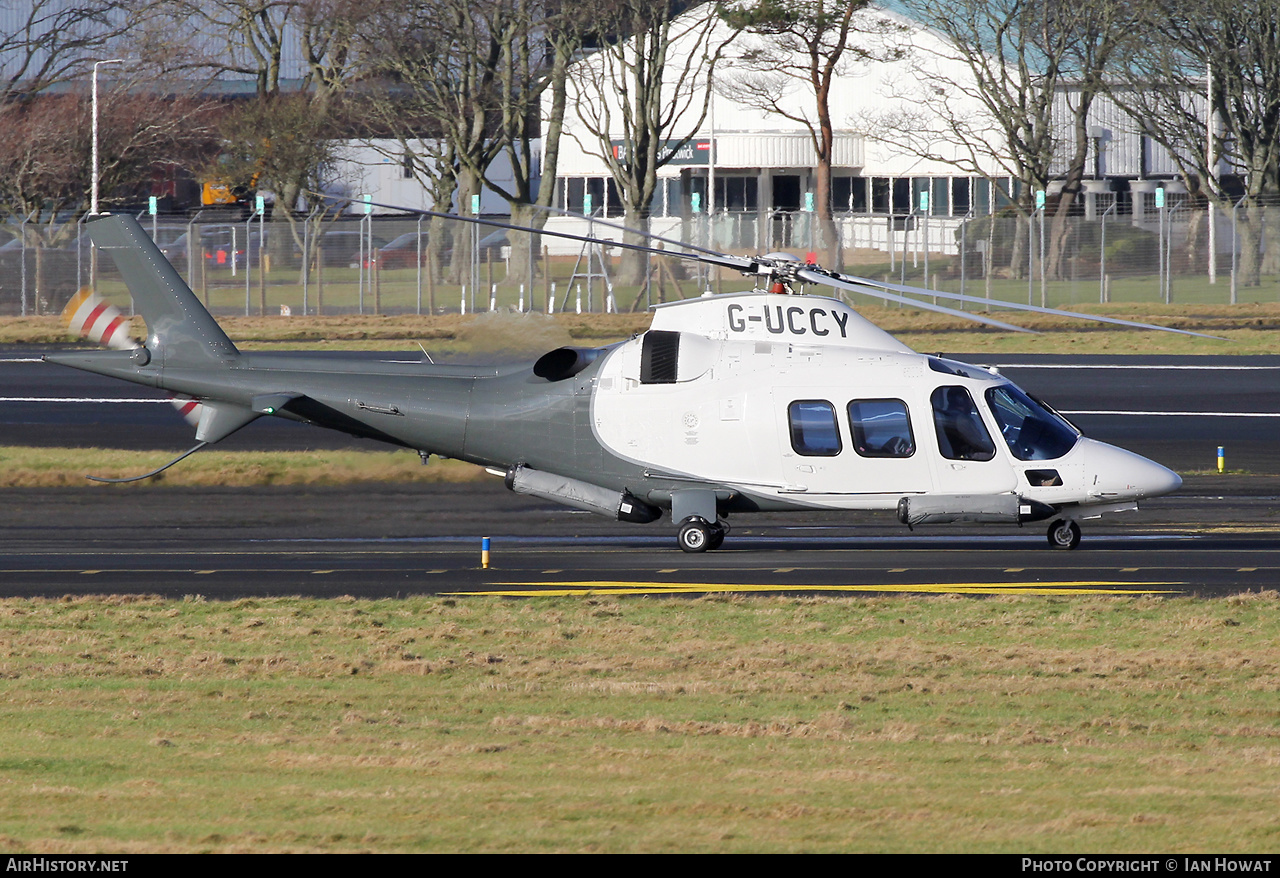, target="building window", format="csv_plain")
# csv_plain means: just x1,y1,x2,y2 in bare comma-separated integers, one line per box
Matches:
932,178,949,215
893,177,911,214
832,176,851,213
952,178,971,216
556,177,623,216
605,178,623,217
911,177,930,213
715,175,758,212
871,177,891,214
665,178,683,217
